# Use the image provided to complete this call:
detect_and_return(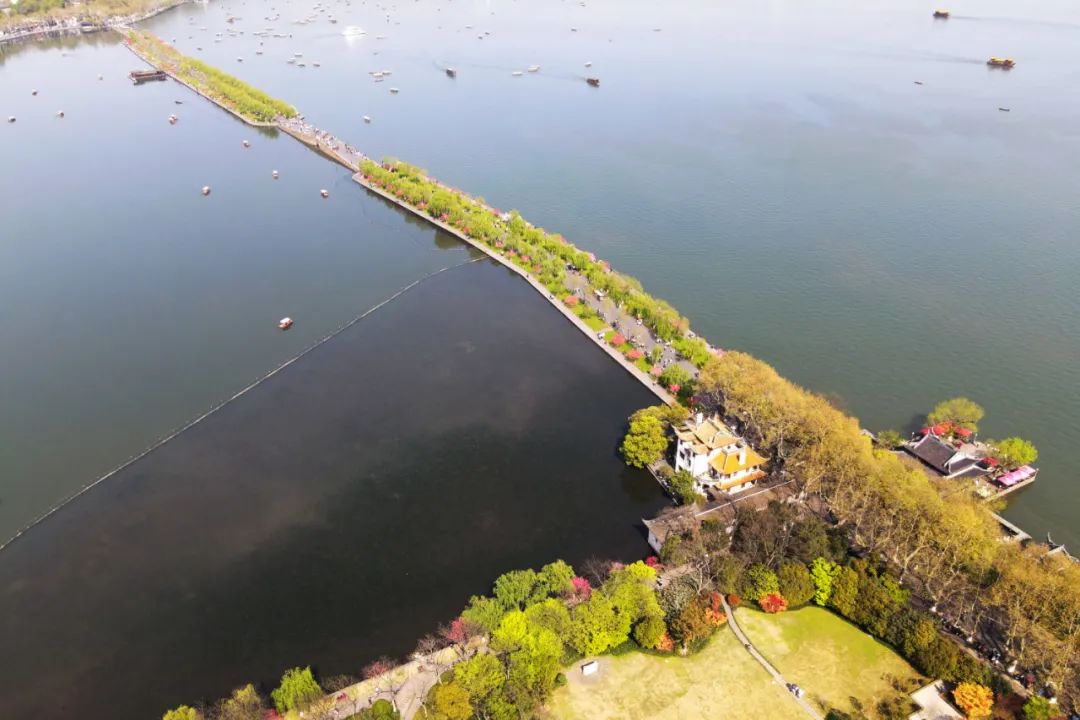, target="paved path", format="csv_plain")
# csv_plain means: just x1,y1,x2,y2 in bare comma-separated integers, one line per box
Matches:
721,596,824,720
